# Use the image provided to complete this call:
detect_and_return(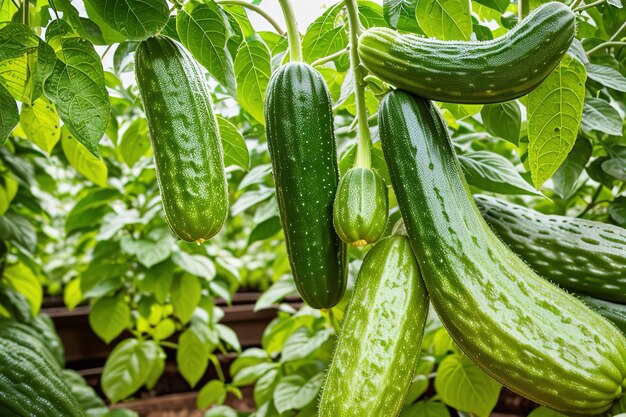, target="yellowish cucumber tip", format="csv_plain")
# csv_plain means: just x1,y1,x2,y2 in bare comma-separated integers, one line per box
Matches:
351,239,368,247
195,238,205,245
